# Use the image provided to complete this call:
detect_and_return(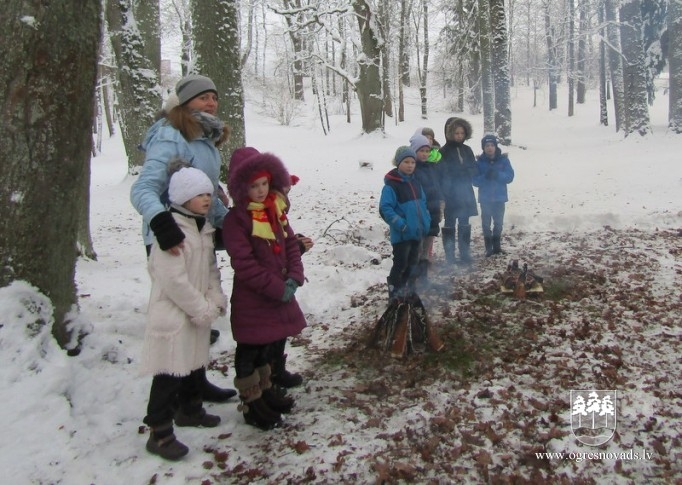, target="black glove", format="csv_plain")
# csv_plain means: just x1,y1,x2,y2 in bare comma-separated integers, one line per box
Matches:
149,211,185,250
485,168,496,180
